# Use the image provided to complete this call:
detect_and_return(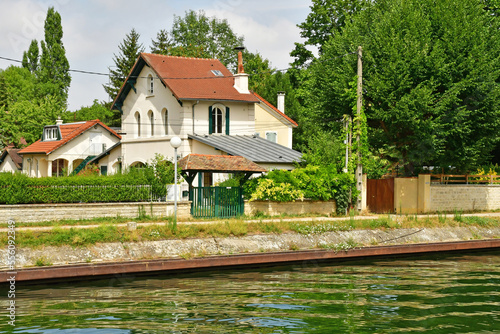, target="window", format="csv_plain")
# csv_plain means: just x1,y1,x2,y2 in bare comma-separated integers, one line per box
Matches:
148,110,154,136
212,107,223,134
44,127,59,141
135,112,141,137
162,108,168,135
148,74,154,95
266,132,277,143
209,106,230,135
